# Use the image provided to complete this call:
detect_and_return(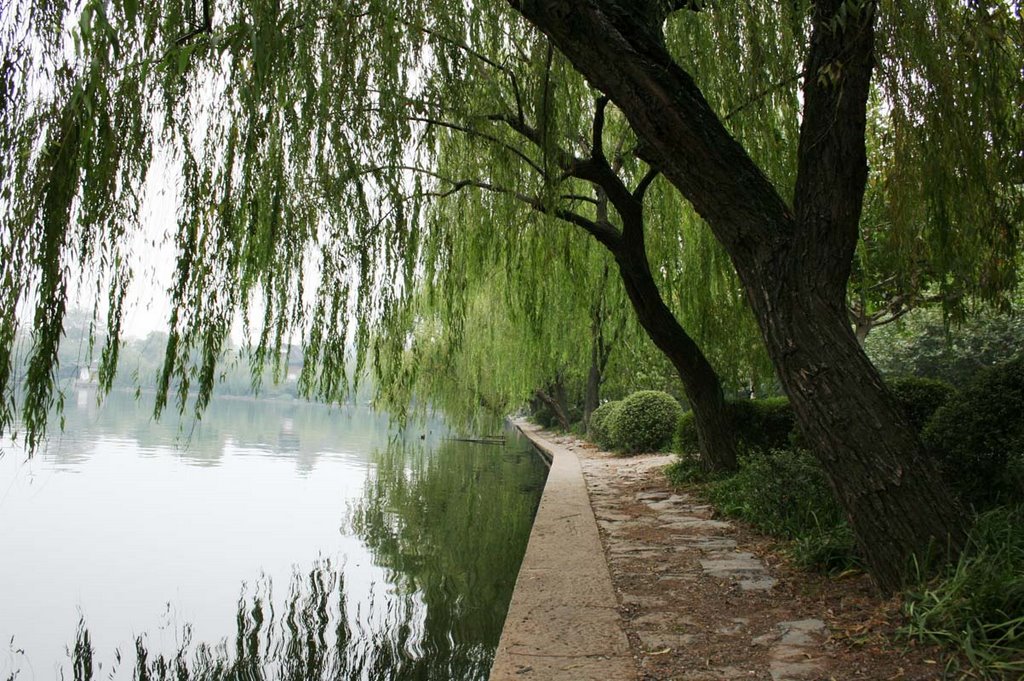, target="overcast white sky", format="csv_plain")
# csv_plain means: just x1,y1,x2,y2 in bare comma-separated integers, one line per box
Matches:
116,155,179,338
